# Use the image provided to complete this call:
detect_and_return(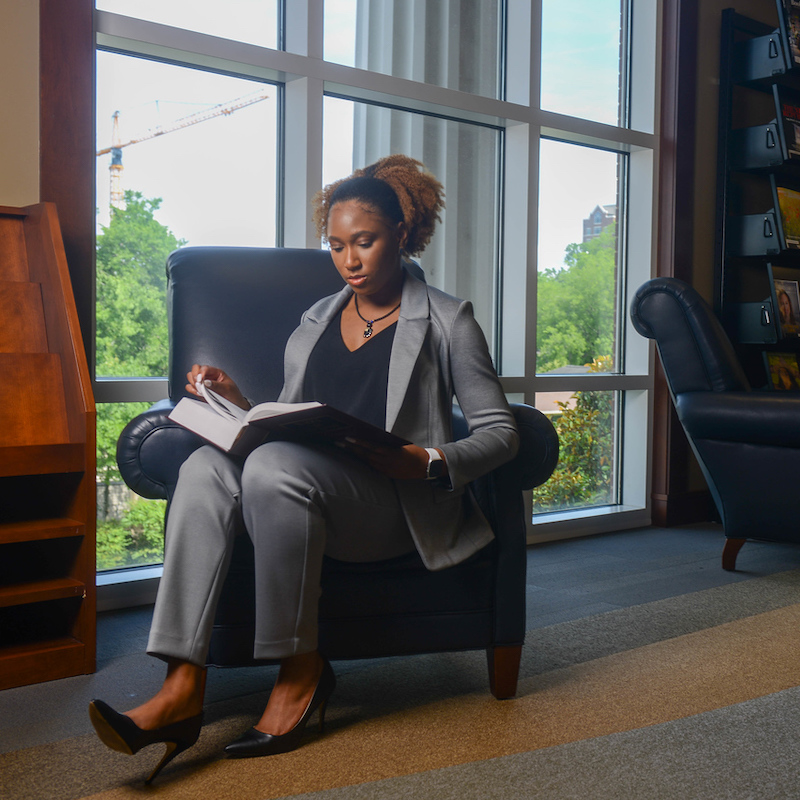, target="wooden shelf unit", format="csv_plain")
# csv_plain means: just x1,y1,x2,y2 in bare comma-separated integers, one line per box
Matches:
0,203,96,690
